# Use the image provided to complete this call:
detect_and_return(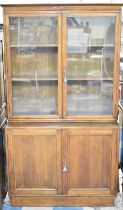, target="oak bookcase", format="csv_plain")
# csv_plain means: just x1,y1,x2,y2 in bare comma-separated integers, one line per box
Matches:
2,4,121,206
